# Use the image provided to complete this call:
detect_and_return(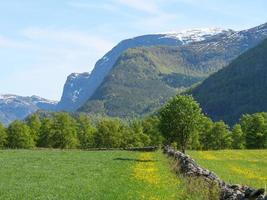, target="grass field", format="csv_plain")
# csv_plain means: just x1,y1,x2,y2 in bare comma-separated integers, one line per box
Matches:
0,150,205,200
188,150,267,189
